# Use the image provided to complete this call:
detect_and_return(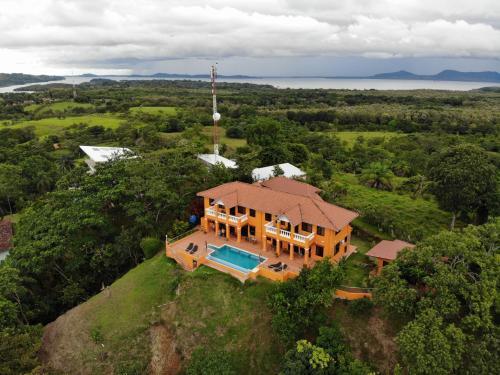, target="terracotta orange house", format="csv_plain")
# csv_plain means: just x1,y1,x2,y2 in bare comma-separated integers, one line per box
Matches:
166,177,359,282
